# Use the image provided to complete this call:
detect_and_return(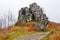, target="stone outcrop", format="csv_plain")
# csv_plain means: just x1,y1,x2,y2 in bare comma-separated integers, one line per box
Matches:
17,3,48,31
